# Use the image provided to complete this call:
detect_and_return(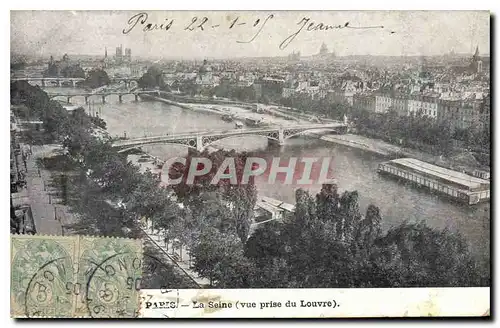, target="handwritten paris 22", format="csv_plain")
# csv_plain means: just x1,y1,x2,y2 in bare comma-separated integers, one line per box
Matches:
122,12,392,50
